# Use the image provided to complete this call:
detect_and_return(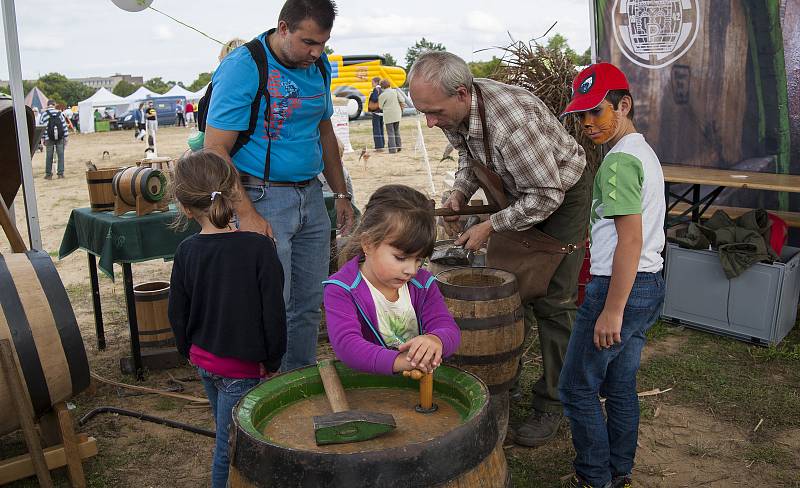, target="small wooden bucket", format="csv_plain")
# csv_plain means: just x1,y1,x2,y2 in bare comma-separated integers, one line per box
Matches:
85,167,120,212
133,281,174,348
